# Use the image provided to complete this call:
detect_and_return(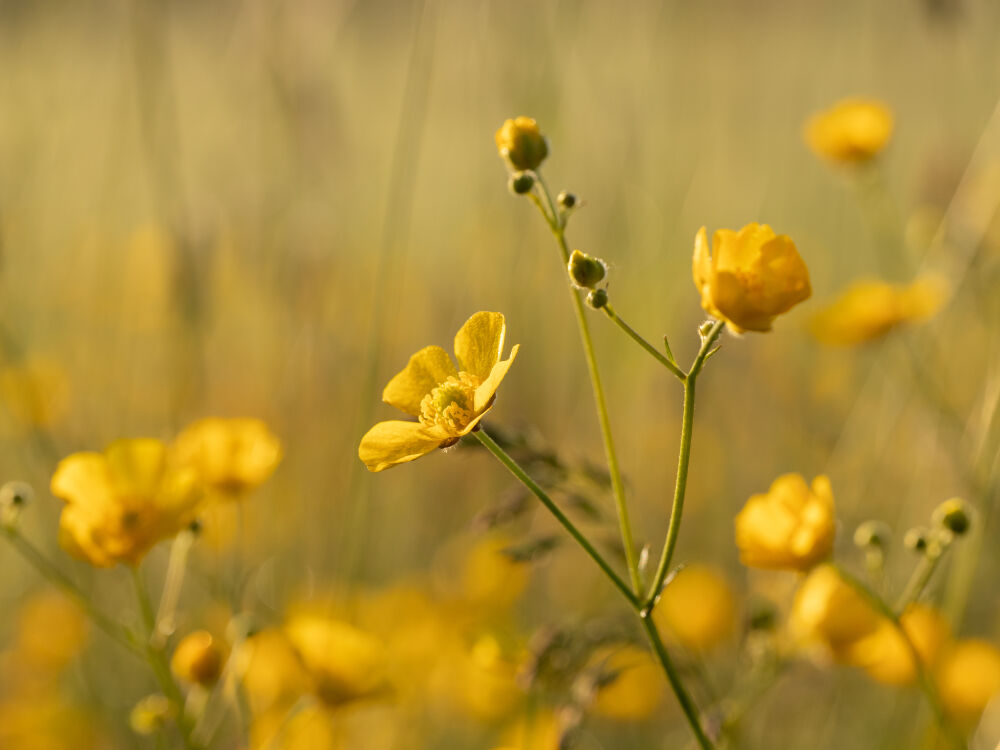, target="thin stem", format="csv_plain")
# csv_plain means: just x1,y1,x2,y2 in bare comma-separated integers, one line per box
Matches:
894,548,944,615
644,320,724,609
473,429,638,607
1,526,141,655
602,303,686,382
131,567,202,750
154,529,195,648
640,616,714,750
533,174,642,595
835,565,965,750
